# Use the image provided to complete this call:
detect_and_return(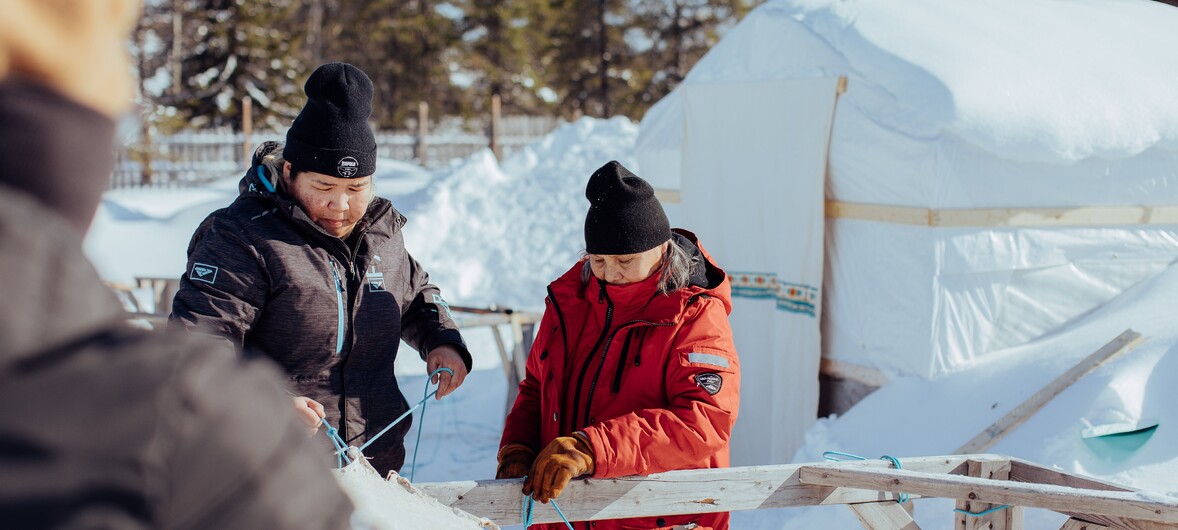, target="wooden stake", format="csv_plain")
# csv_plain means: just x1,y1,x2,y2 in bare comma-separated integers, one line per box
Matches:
241,96,252,168
850,502,921,530
490,94,502,161
798,465,1178,524
955,329,1144,454
415,101,429,166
